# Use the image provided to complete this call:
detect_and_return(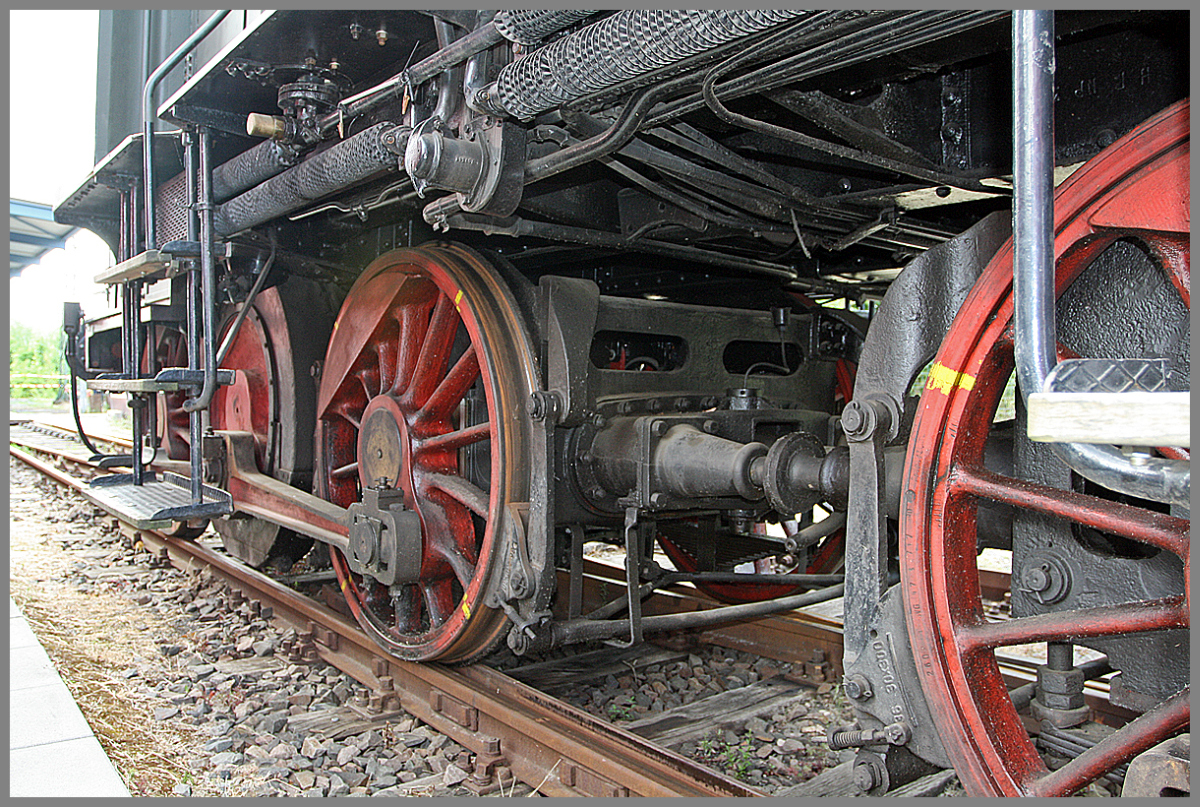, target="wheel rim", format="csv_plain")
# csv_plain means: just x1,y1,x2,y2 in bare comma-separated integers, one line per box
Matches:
902,100,1190,795
315,244,535,662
